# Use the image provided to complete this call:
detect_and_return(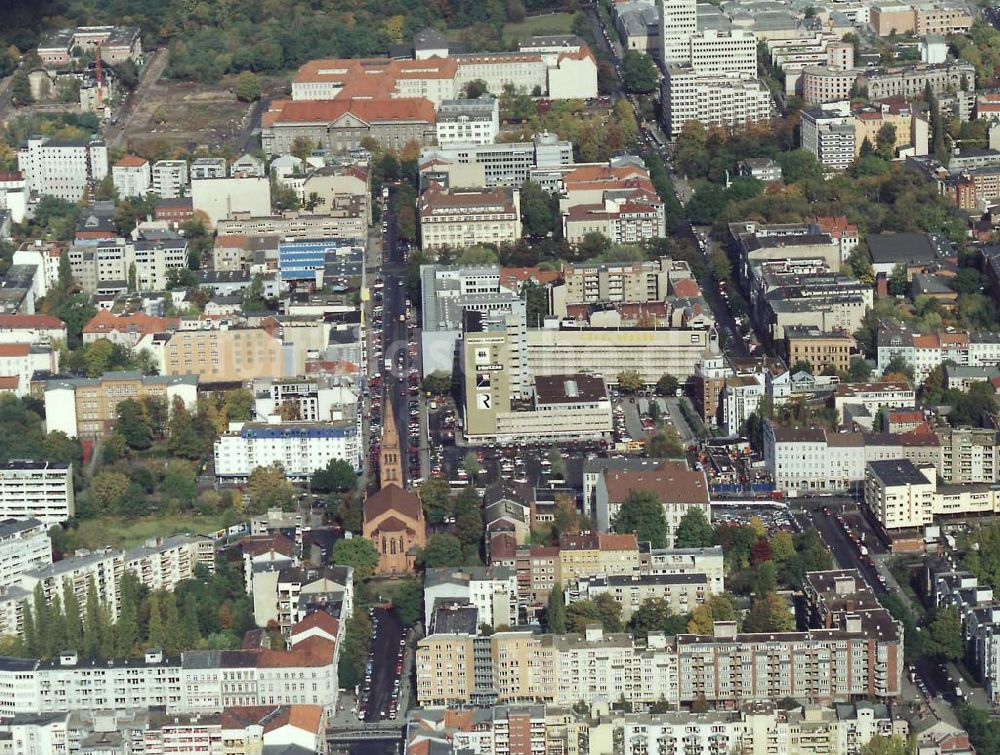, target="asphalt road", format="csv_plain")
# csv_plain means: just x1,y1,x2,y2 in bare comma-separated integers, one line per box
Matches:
364,607,403,722
106,48,169,149
381,188,411,488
